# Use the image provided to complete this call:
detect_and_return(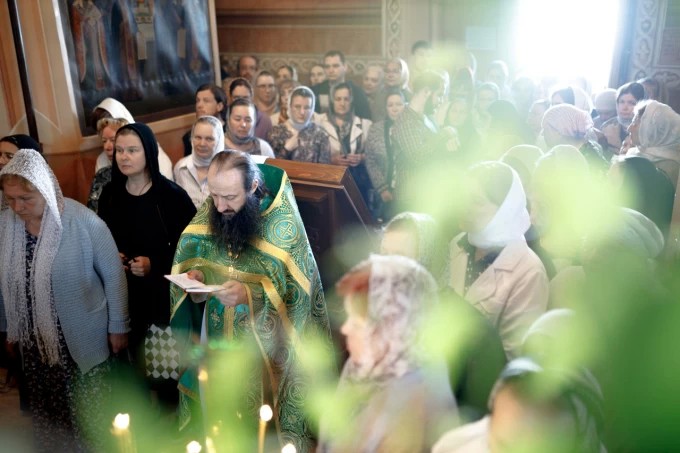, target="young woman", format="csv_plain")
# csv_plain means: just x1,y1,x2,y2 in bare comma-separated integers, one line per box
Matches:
365,88,406,220
98,123,196,407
